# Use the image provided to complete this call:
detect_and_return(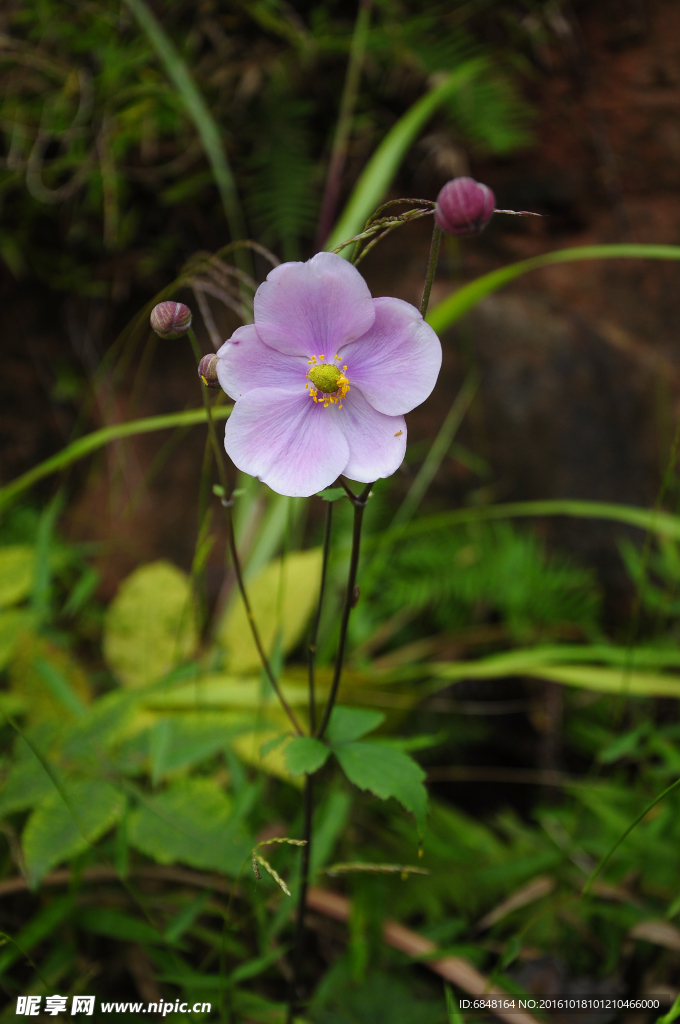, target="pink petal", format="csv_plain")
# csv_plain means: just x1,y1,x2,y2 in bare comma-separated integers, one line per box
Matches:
216,325,306,400
335,388,406,483
224,388,350,498
253,252,376,358
339,297,442,416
